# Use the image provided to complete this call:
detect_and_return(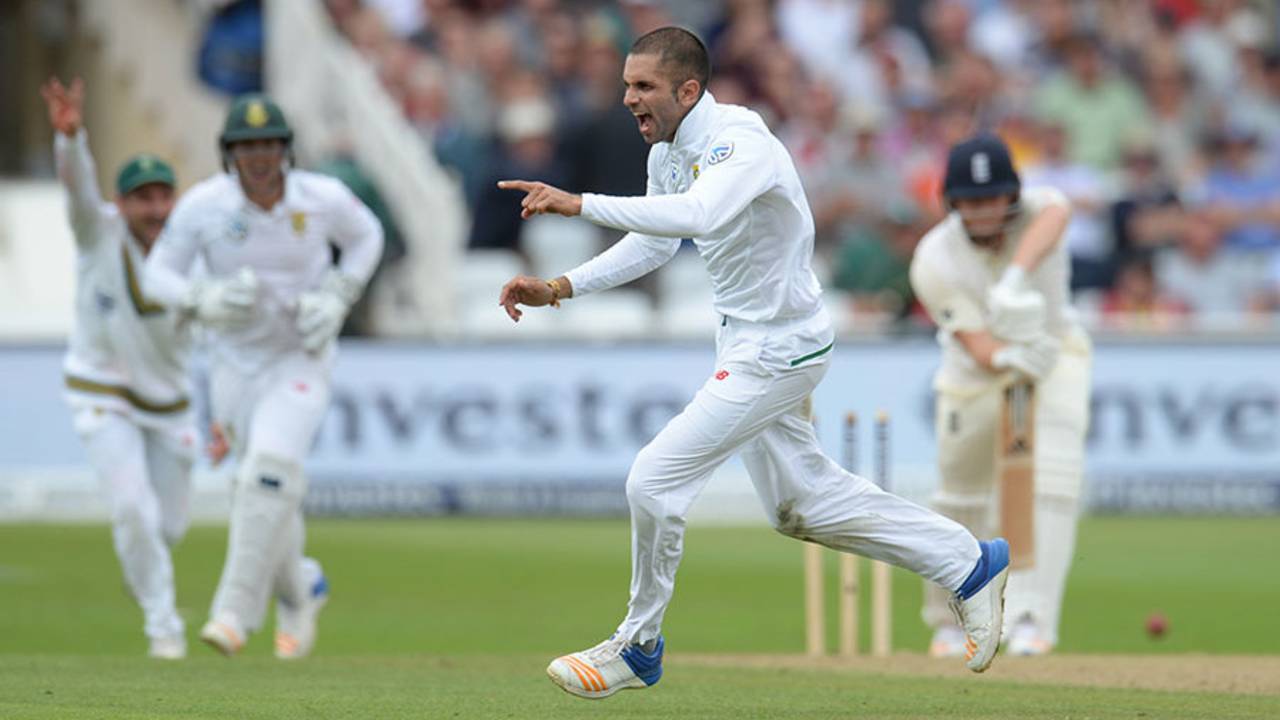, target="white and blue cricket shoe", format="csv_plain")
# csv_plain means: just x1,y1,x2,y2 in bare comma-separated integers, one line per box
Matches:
275,557,329,660
546,634,664,699
1006,615,1054,656
949,538,1010,673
